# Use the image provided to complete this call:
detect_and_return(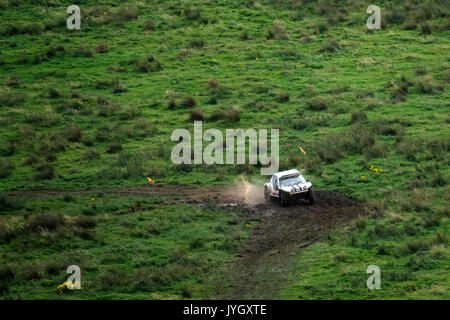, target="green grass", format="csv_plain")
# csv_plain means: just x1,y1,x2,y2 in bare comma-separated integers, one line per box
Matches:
1,195,253,299
0,0,449,299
